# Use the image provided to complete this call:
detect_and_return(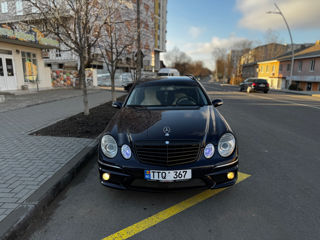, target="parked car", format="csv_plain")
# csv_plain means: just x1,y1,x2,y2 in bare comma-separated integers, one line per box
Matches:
240,78,269,93
120,73,133,86
98,76,239,191
158,68,180,76
97,73,110,86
